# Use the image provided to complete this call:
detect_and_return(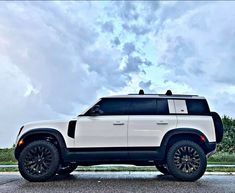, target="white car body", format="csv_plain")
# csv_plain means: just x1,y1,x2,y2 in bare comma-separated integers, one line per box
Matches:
16,97,216,148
